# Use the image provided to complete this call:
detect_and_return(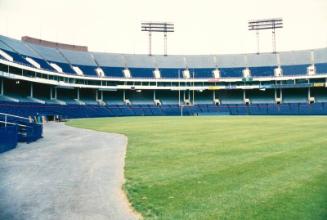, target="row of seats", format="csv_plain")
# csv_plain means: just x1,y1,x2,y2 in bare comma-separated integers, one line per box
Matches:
1,101,327,119
1,34,327,78
1,47,327,78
